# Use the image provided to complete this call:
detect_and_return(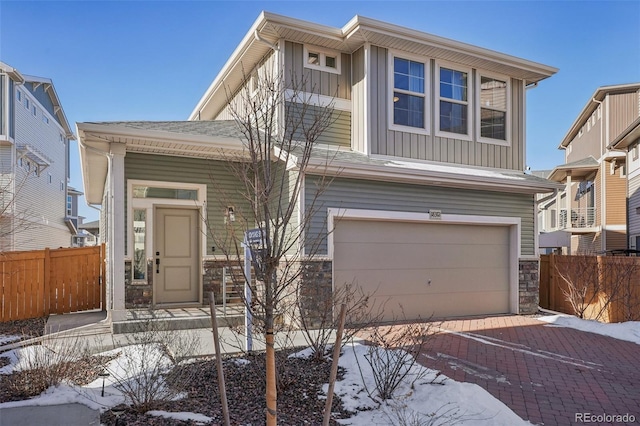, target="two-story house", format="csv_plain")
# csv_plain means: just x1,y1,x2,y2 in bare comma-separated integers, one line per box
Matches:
77,12,559,323
539,83,640,254
0,62,76,251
